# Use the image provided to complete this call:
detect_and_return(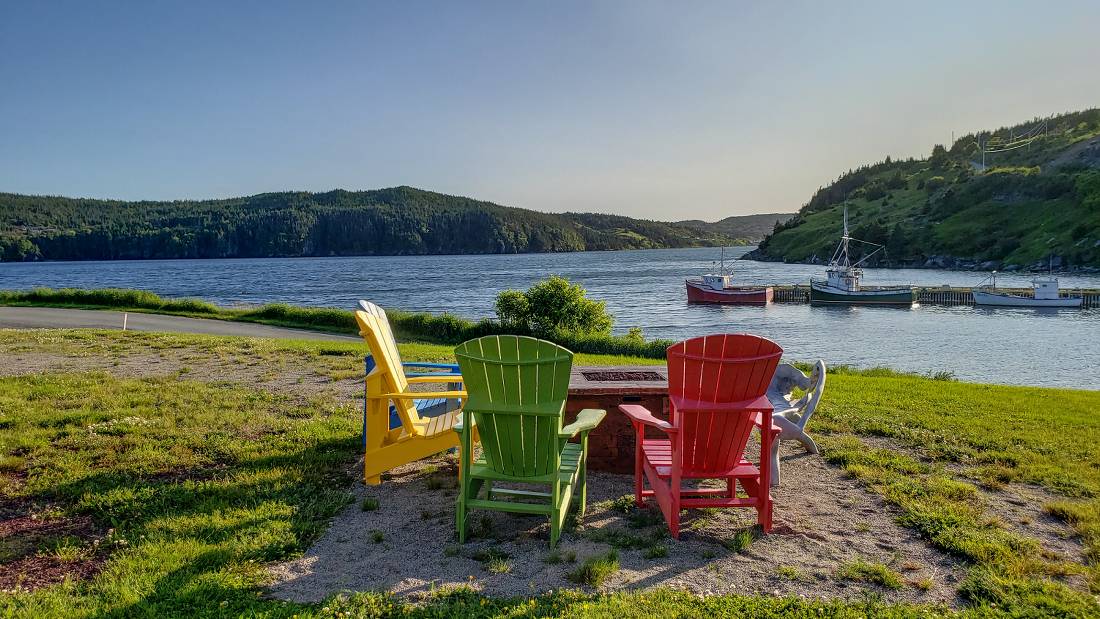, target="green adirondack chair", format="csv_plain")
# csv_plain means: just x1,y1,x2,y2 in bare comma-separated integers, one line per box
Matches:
453,335,605,547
